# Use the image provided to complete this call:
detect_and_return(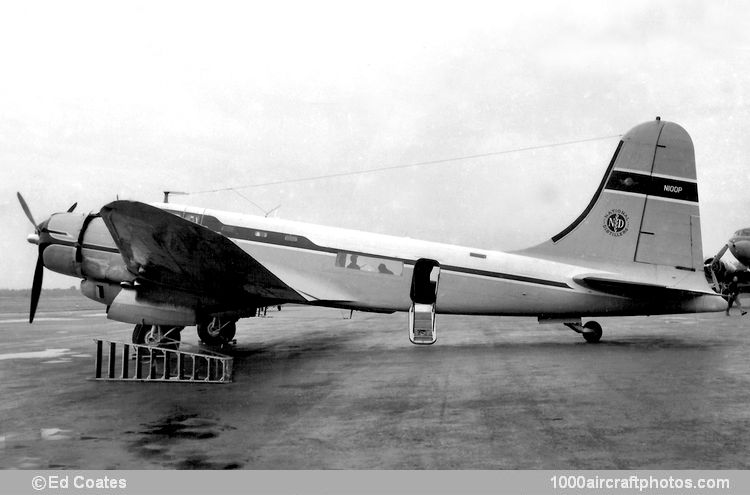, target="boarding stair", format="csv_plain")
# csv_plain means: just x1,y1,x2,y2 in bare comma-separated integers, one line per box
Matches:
409,302,437,344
